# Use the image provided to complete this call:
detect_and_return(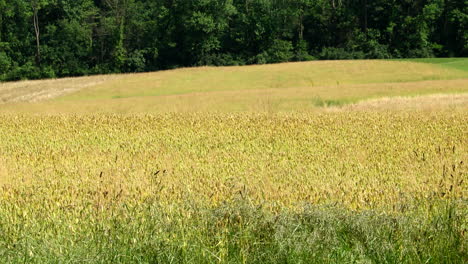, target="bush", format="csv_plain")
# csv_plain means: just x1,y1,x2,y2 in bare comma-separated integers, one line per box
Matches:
201,53,245,66
40,66,56,79
4,62,57,81
295,40,316,61
365,43,392,59
5,62,41,81
251,52,269,64
89,64,114,75
0,52,12,76
253,39,294,64
266,39,294,63
346,29,392,59
406,48,434,58
125,50,147,72
318,47,365,60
